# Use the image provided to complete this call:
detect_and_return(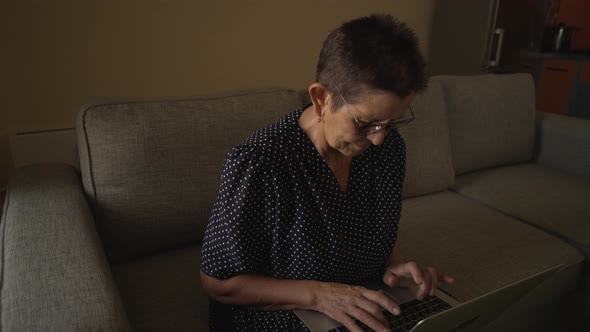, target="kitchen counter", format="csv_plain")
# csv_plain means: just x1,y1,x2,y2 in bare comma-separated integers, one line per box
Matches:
520,50,590,61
